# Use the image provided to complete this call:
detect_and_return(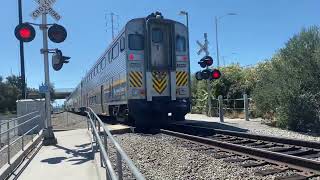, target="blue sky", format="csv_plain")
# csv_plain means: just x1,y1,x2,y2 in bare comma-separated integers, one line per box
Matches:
1,0,320,90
